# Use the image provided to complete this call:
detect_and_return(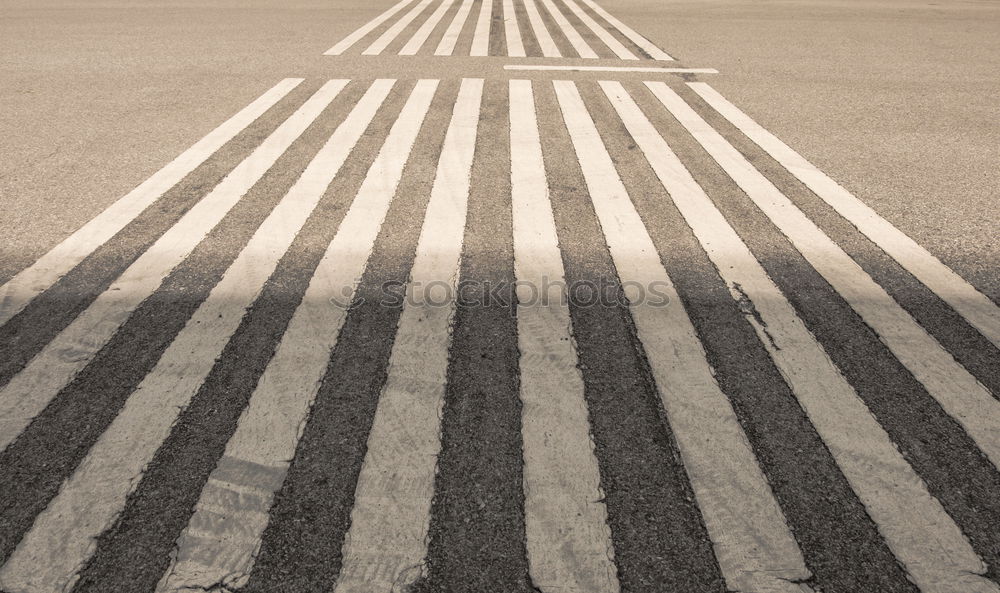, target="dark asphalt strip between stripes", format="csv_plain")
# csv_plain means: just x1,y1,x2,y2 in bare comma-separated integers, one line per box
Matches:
537,80,728,593
604,80,921,593
242,80,457,593
0,82,319,391
490,0,505,57
410,79,538,593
